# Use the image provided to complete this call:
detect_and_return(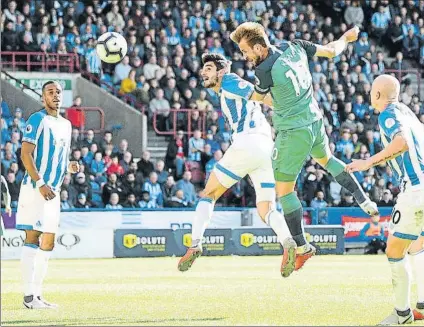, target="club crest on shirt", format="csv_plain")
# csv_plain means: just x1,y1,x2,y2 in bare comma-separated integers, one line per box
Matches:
238,80,248,89
385,118,395,129
25,124,32,134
